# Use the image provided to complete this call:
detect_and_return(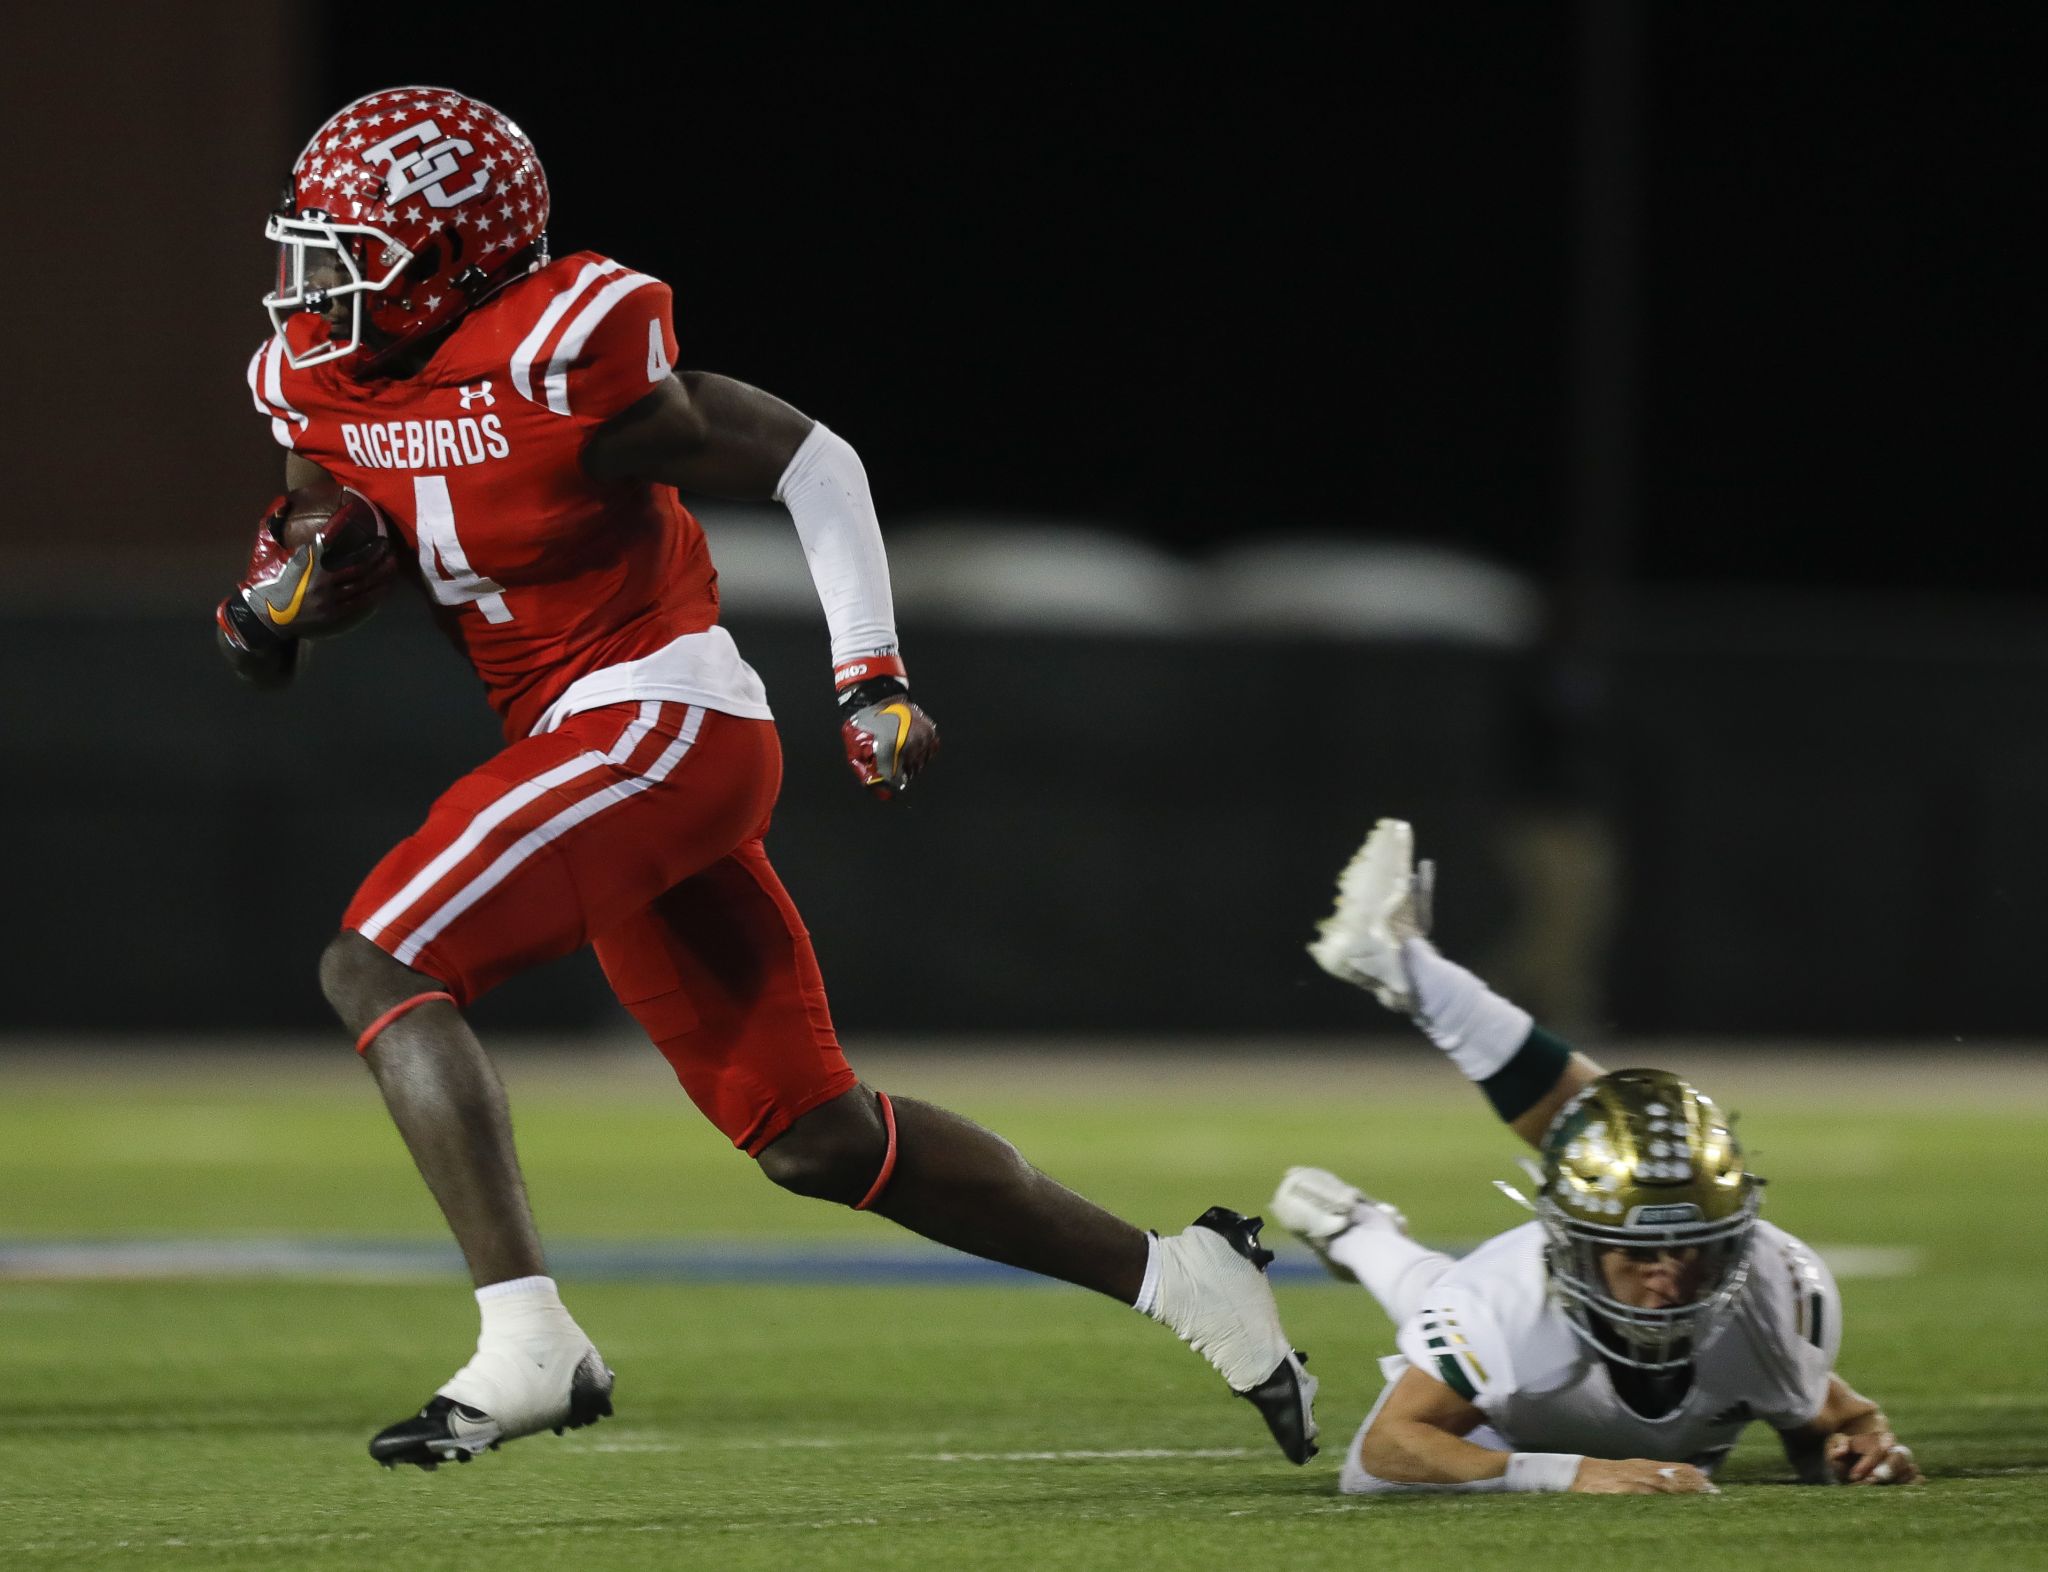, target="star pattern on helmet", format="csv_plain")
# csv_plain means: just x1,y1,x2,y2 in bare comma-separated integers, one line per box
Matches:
280,89,550,349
